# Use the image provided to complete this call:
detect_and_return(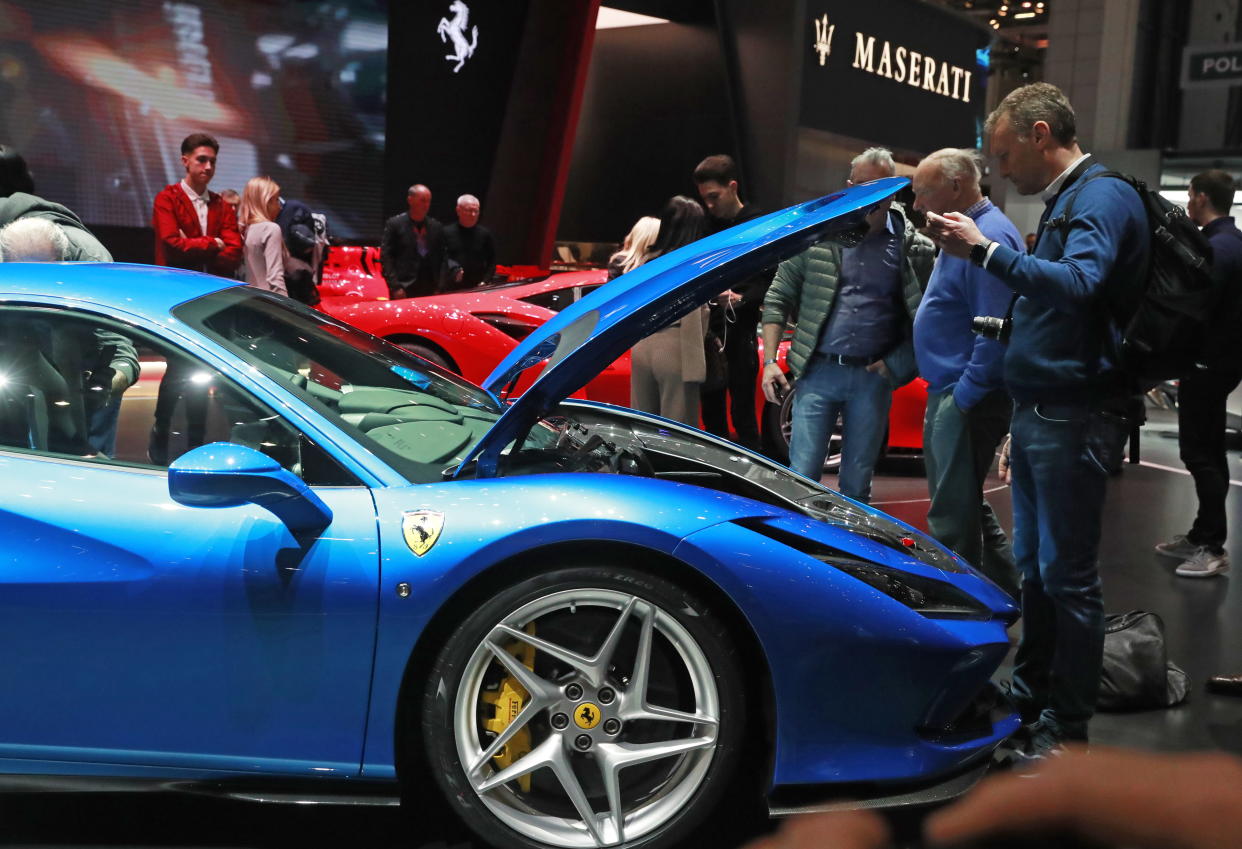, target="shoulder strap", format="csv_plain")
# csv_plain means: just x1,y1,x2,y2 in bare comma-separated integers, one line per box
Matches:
1051,170,1135,231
